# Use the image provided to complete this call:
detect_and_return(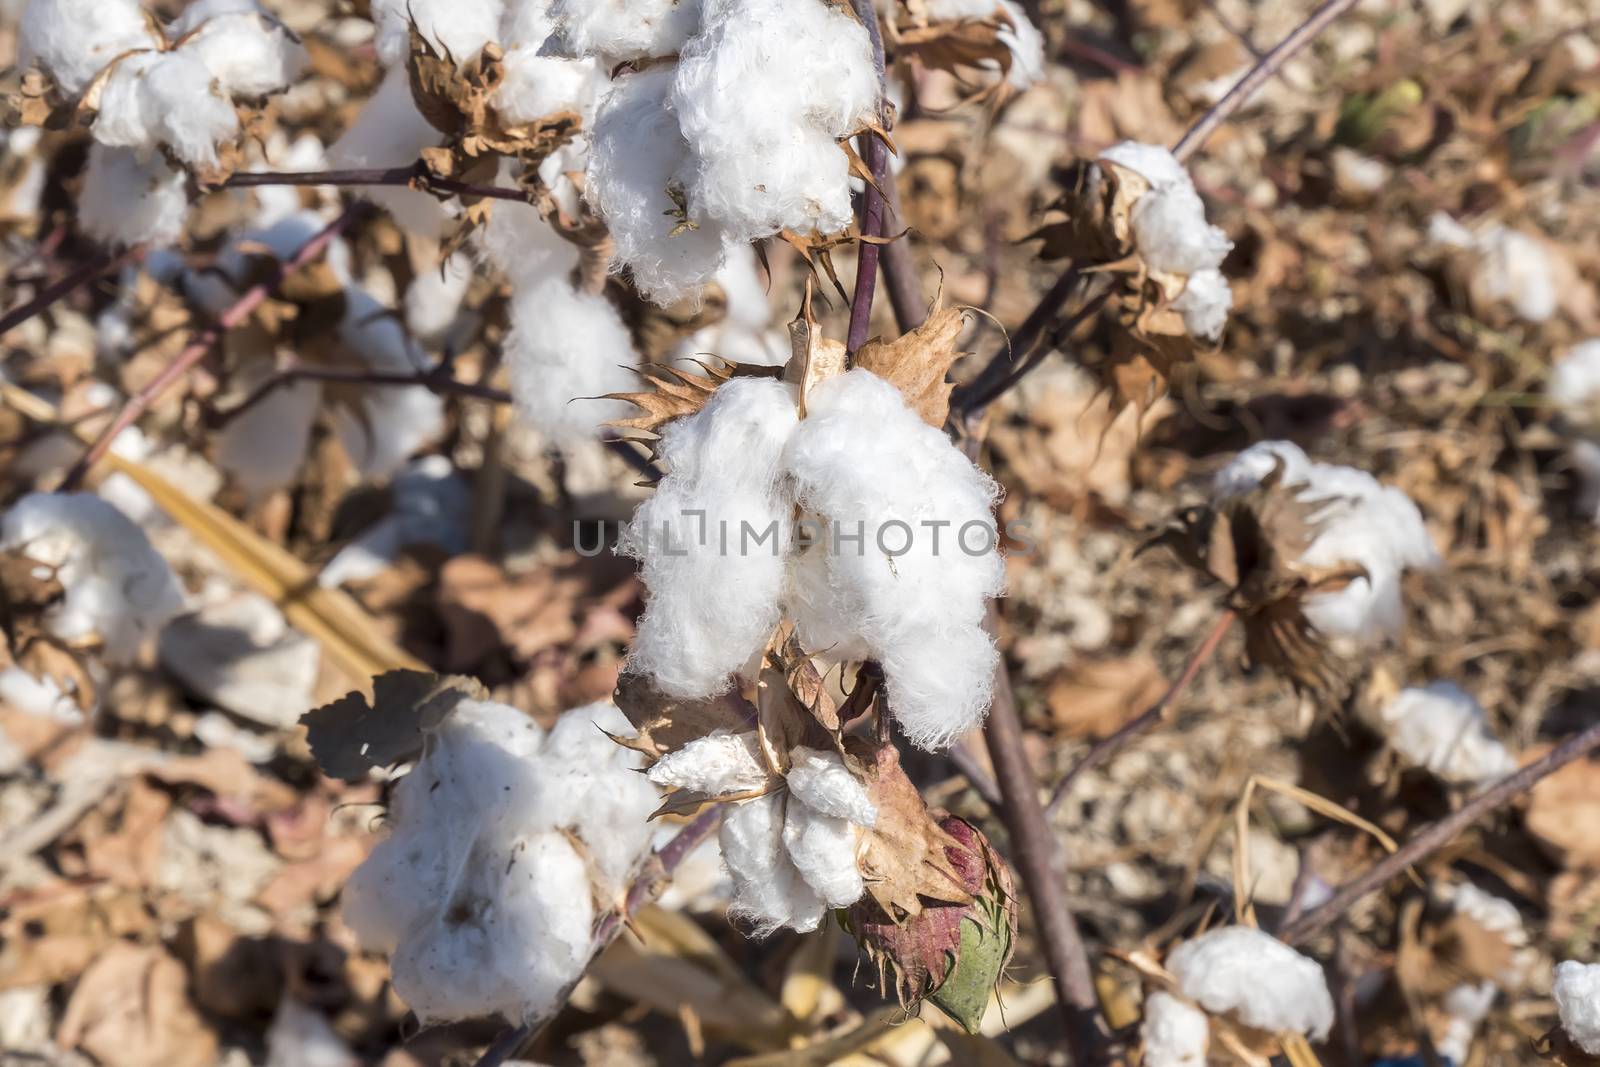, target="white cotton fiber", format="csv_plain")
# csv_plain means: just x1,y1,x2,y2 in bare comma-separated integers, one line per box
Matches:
1,492,184,663
369,0,504,66
781,803,863,908
549,0,703,62
1141,991,1209,1067
328,69,452,240
1549,339,1600,425
215,369,322,497
92,50,240,168
1373,681,1516,786
343,697,658,1023
1212,441,1438,641
500,1,557,48
506,277,639,441
647,729,771,796
495,50,600,125
1428,213,1556,324
997,0,1045,88
80,144,191,248
330,287,445,480
620,377,799,698
586,69,729,305
784,747,876,826
404,253,475,345
178,12,308,98
1555,961,1600,1055
18,0,161,95
170,0,264,35
1098,140,1193,192
719,792,827,934
1165,926,1334,1041
1437,981,1496,1064
783,370,1004,750
1173,267,1232,343
672,0,878,239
